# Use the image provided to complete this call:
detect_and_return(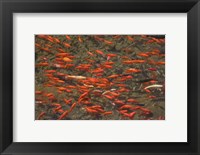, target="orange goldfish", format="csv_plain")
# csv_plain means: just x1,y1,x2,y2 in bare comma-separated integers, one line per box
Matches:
127,36,134,41
104,40,113,44
156,61,165,65
69,102,76,112
106,54,117,57
36,62,49,67
58,110,69,120
125,68,141,73
103,111,113,116
35,91,43,95
45,70,56,73
107,74,119,79
63,42,71,48
66,35,71,40
114,100,125,105
37,112,45,120
54,37,60,43
95,50,104,55
78,36,83,42
137,53,149,57
63,57,73,62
